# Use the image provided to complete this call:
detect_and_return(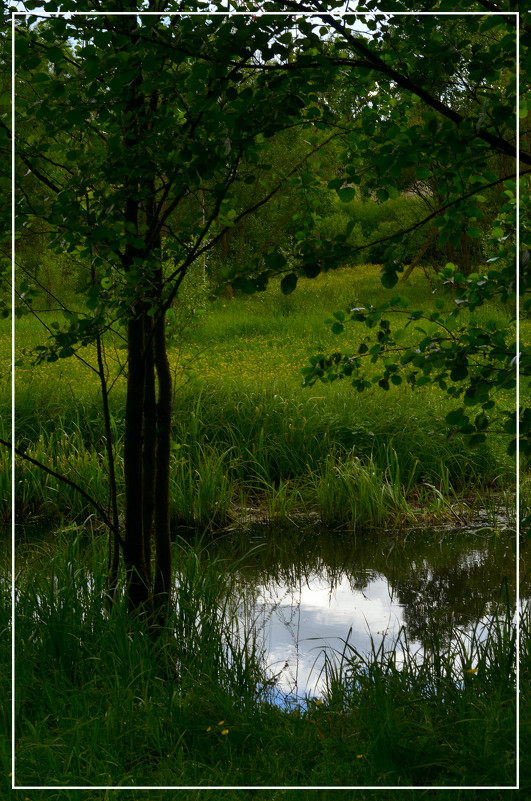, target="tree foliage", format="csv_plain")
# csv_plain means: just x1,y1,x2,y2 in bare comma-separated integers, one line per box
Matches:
5,0,529,620
7,1,359,620
266,0,528,463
